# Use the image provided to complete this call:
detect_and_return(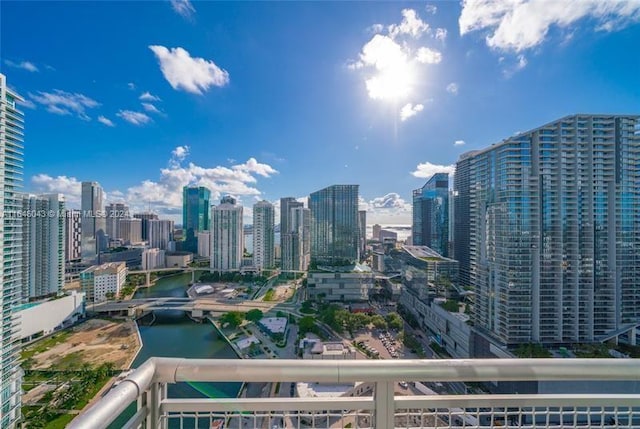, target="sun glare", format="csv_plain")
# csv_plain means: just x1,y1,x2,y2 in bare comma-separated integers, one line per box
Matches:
365,61,415,101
